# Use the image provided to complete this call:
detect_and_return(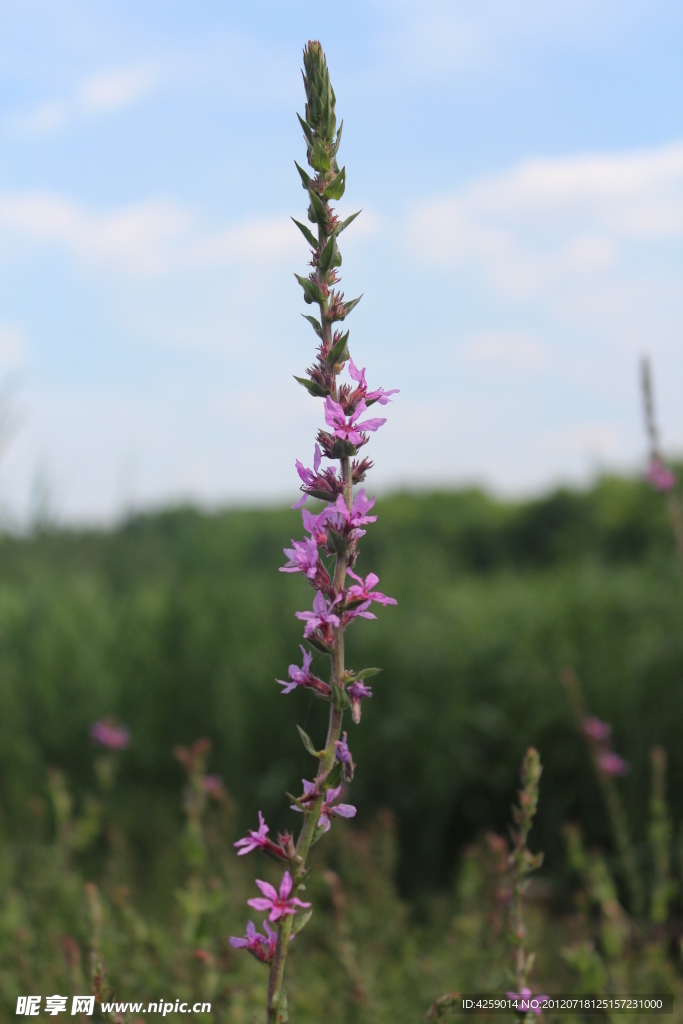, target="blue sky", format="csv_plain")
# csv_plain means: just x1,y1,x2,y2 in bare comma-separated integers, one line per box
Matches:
1,1,682,523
